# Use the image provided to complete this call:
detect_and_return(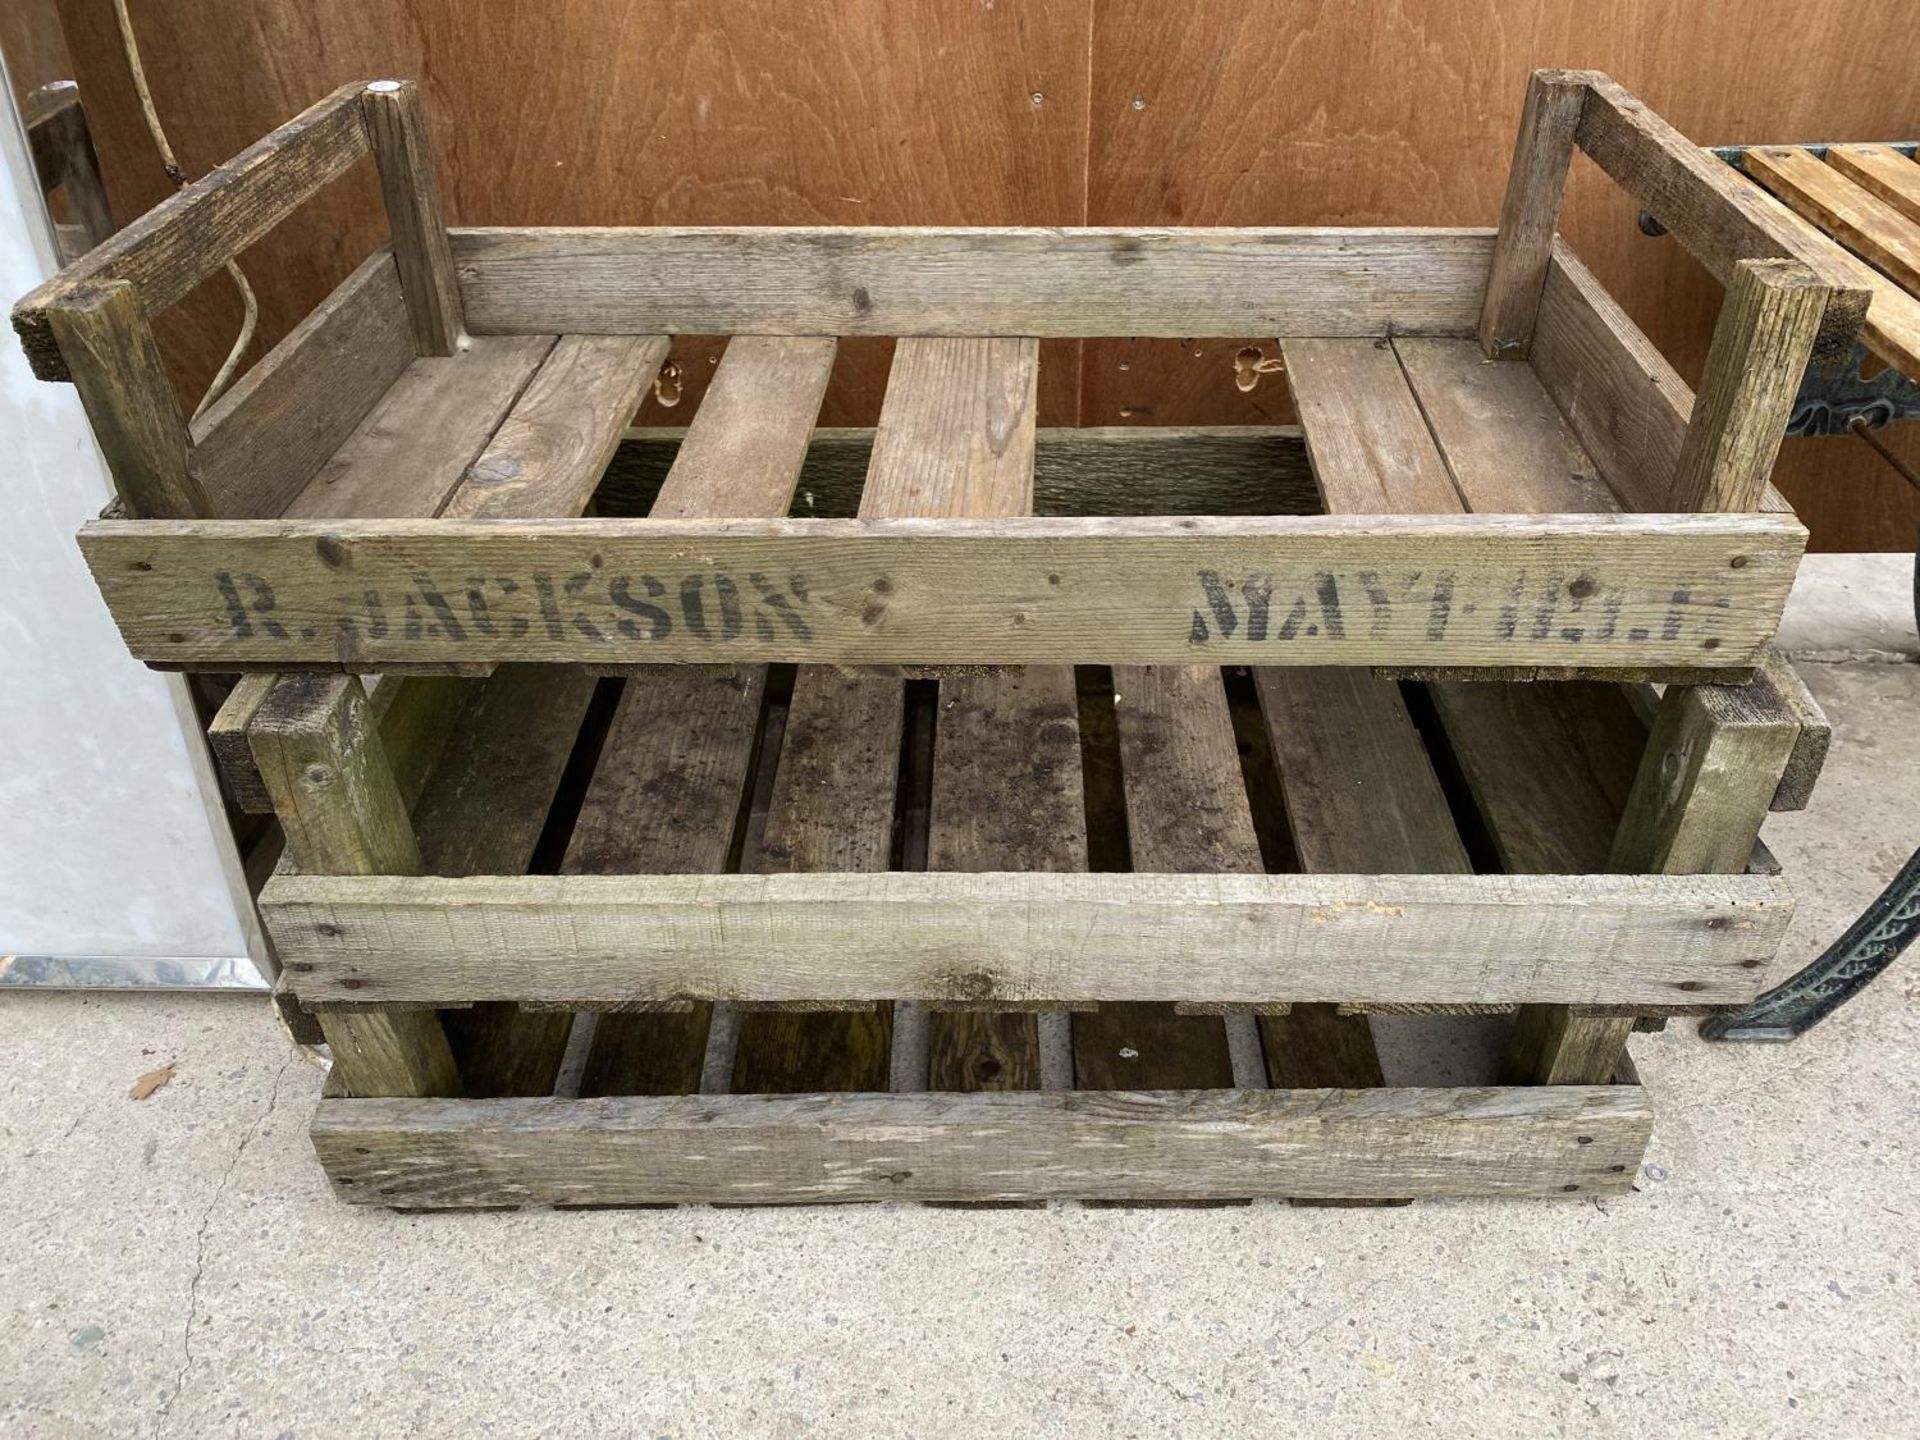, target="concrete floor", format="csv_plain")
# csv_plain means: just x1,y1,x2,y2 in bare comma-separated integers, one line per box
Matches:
2,660,1916,1439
